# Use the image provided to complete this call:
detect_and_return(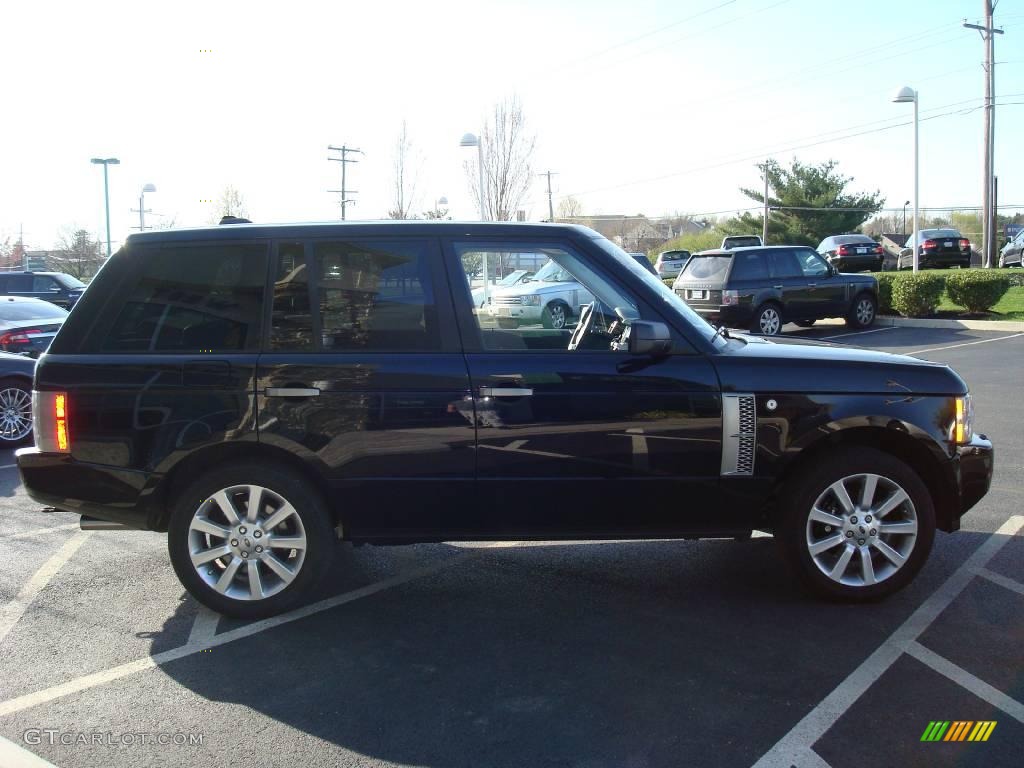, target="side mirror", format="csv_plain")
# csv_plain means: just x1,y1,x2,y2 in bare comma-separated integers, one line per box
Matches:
627,321,672,357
